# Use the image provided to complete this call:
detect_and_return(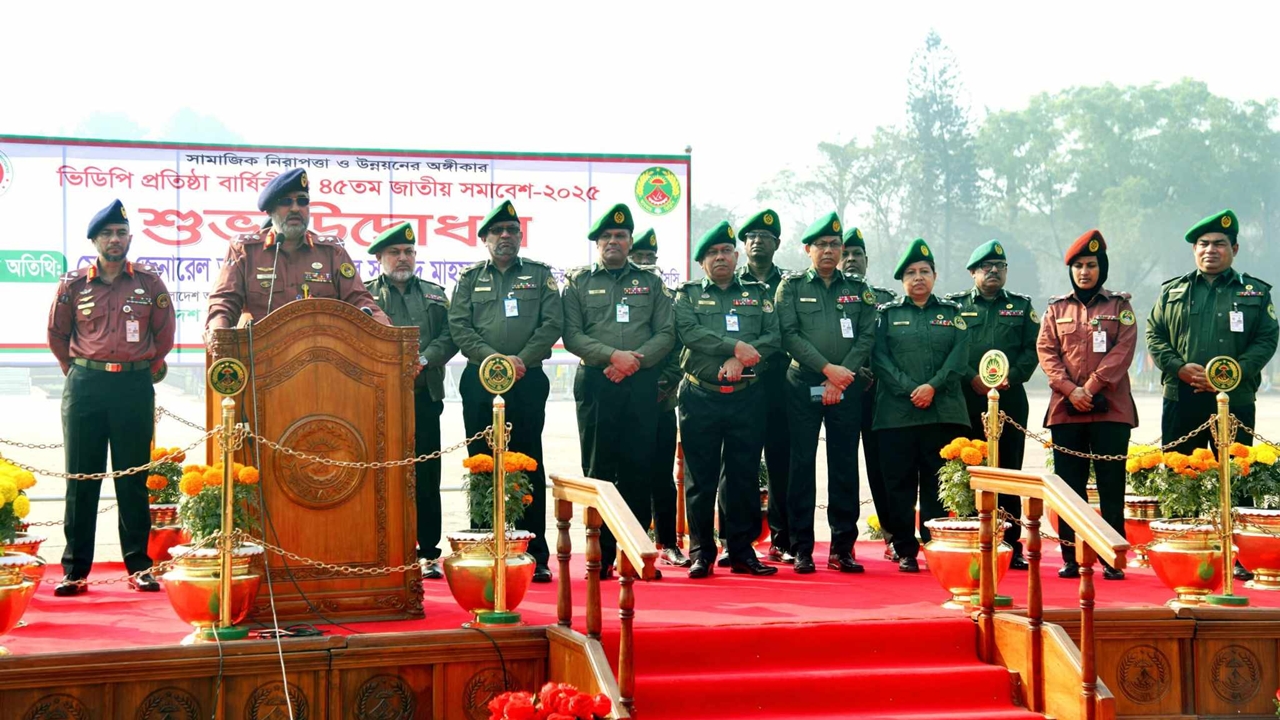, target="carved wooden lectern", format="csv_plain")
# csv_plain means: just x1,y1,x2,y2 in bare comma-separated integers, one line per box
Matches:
207,299,422,622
